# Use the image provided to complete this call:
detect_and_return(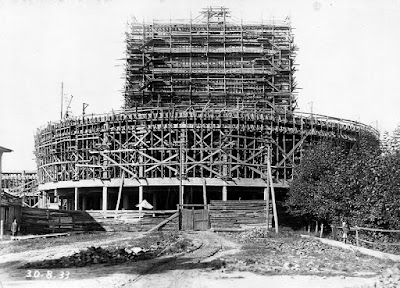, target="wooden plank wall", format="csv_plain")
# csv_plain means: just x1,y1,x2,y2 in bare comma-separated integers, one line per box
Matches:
182,209,209,231
85,210,178,232
21,207,178,235
1,205,22,232
209,200,272,229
